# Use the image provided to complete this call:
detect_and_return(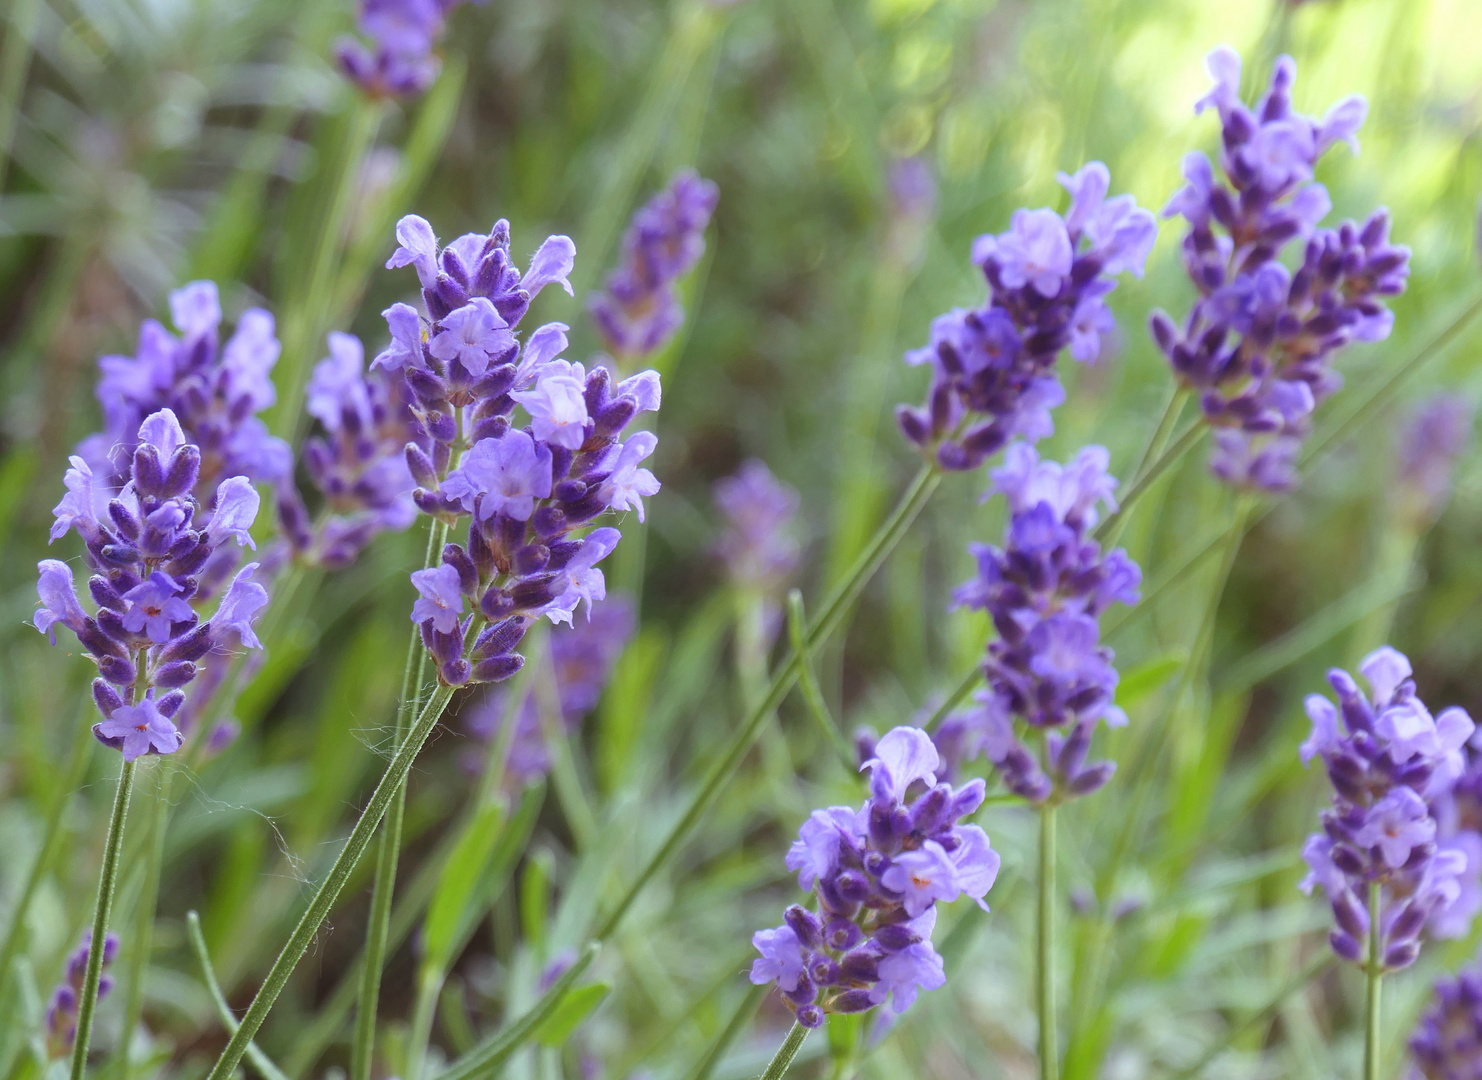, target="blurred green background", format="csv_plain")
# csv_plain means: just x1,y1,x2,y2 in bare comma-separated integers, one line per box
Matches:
2,0,1482,1076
